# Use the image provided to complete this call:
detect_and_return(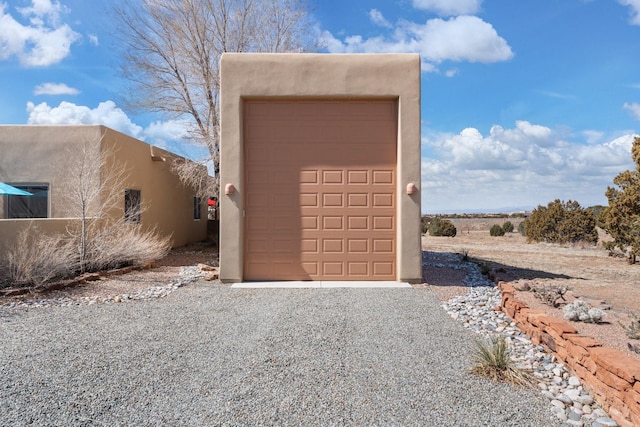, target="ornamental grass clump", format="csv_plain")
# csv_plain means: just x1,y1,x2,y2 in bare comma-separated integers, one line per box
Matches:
471,337,534,387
